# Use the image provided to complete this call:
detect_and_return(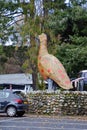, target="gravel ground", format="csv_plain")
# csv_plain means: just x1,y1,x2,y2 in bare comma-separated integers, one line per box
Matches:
28,115,87,121
0,113,87,121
